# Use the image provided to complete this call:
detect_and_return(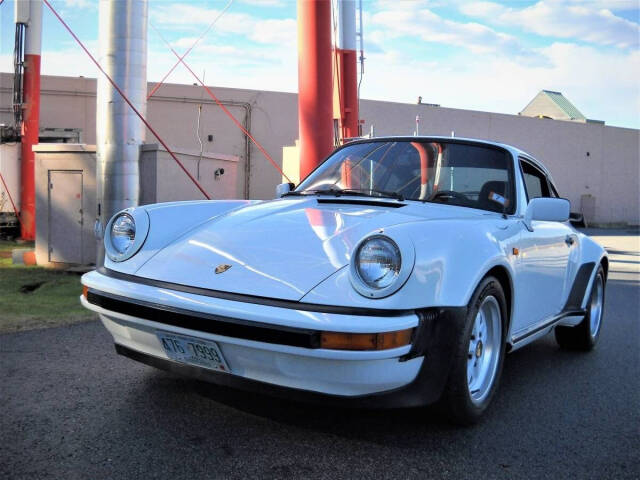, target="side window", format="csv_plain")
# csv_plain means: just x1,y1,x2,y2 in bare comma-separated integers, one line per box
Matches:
520,159,550,201
547,180,559,198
